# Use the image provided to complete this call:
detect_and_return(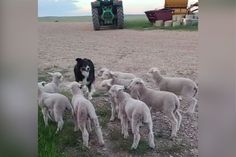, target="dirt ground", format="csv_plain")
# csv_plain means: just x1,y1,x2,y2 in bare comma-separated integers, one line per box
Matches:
39,22,199,157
